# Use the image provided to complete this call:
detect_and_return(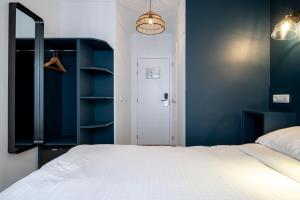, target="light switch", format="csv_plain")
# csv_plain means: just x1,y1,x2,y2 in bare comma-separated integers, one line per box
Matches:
273,94,290,103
